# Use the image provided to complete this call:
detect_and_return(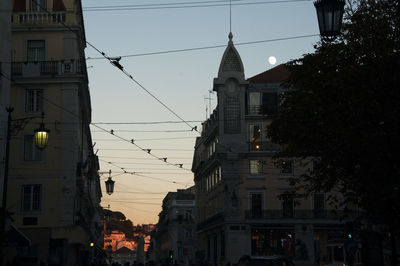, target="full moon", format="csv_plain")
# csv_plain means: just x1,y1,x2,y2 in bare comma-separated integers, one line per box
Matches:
268,56,277,65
